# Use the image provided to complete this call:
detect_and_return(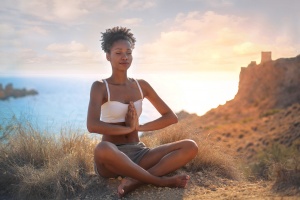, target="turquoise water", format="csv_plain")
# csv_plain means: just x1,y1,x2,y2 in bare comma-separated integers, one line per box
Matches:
0,73,239,134
0,76,94,133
